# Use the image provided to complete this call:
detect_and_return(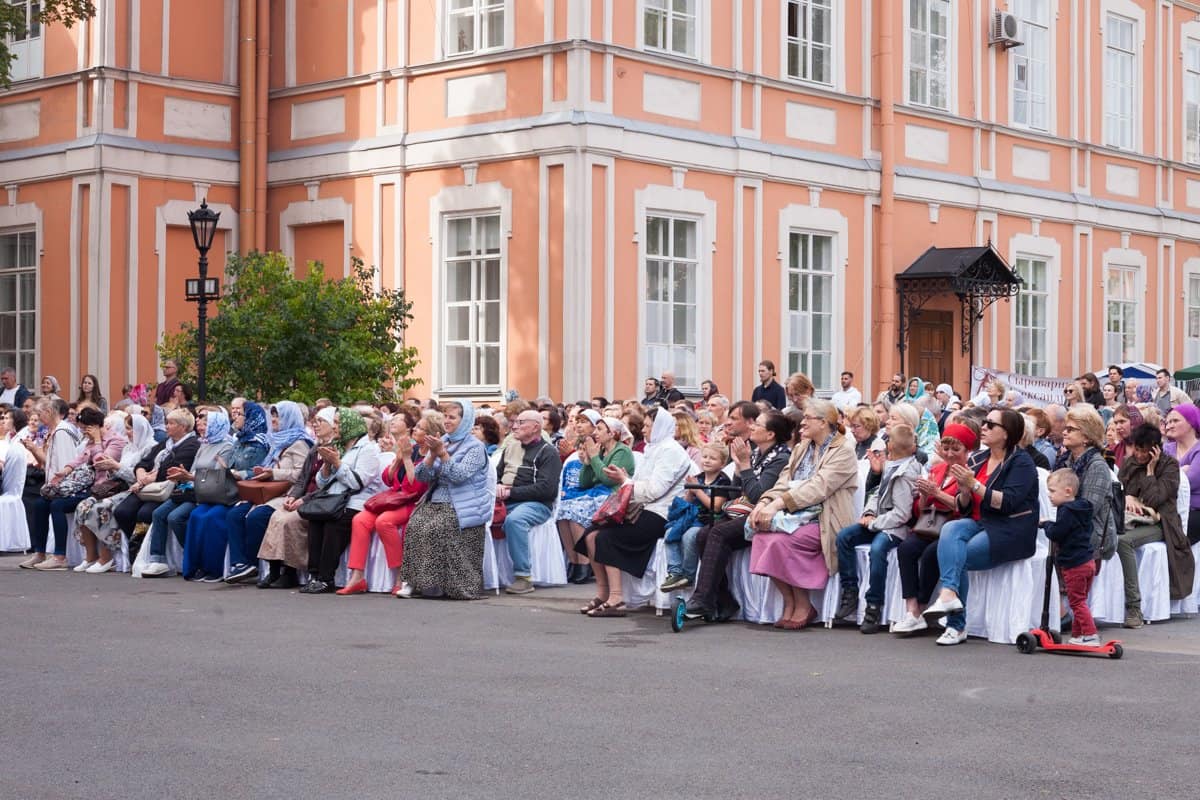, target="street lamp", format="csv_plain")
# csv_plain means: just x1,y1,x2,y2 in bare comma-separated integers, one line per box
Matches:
186,200,220,401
